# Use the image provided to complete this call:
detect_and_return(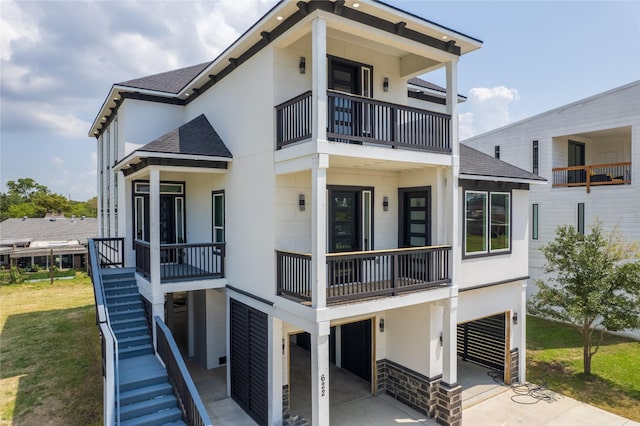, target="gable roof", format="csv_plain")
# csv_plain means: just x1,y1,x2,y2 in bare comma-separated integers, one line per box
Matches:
117,62,211,94
0,217,97,245
138,114,232,158
459,144,546,183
